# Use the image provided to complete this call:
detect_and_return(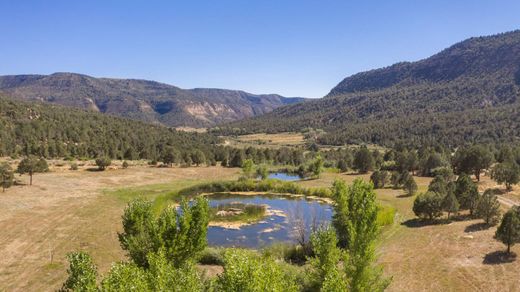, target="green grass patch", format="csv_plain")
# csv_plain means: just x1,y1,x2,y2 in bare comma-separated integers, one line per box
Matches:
377,204,396,227
210,202,266,223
